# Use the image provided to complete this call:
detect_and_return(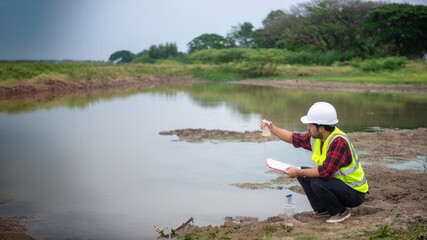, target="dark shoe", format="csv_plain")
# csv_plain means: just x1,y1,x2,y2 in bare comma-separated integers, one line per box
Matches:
314,210,329,218
326,209,351,223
